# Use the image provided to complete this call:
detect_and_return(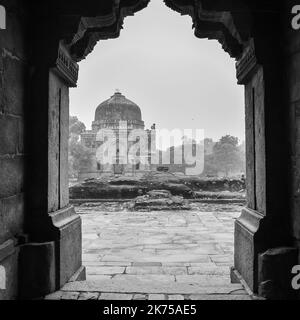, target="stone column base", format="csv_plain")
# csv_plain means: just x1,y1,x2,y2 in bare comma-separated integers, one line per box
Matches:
258,247,298,299
49,206,84,288
234,207,267,293
234,207,292,294
23,205,85,298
